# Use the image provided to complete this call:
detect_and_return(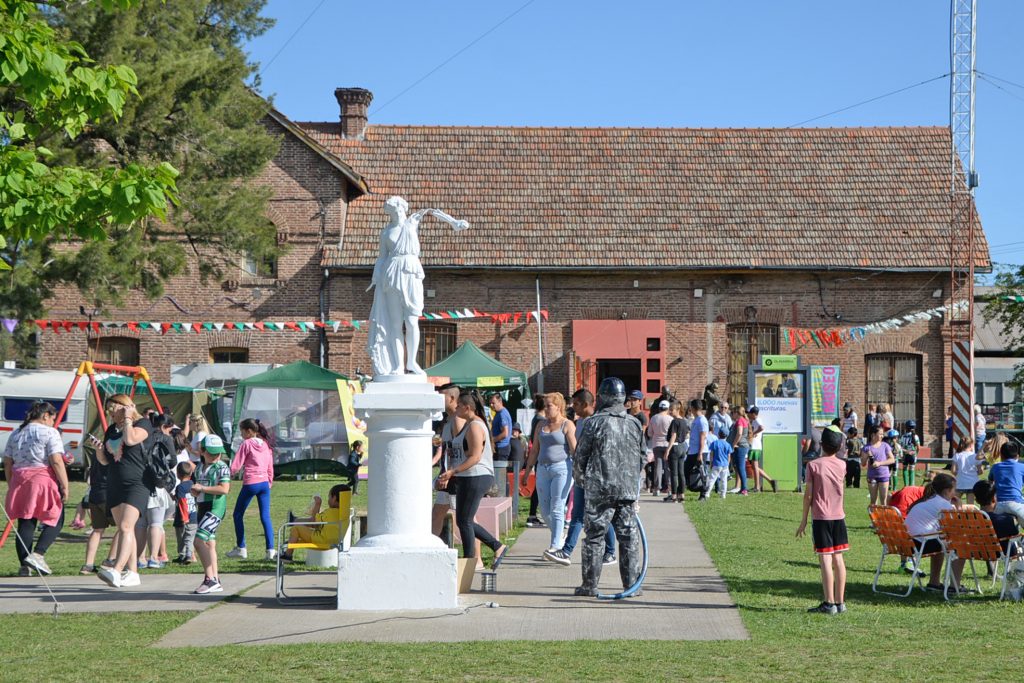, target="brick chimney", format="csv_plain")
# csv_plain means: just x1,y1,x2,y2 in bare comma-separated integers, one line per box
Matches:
334,87,373,140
